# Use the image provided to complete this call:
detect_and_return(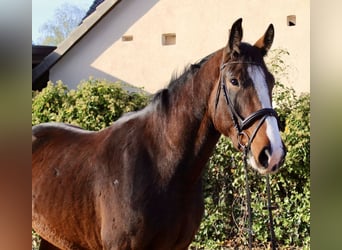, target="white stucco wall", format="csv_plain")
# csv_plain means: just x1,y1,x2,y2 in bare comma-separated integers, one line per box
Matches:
50,0,310,93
